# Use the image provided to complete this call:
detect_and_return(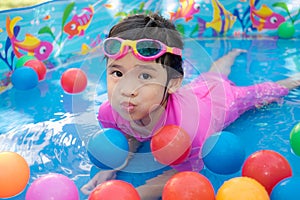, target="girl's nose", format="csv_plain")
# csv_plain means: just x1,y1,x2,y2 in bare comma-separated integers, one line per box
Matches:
120,83,138,97
120,88,138,97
